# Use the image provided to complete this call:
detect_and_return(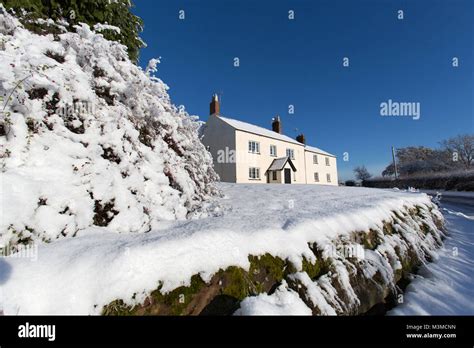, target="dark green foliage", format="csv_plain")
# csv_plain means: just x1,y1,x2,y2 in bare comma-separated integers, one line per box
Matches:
93,199,119,226
2,0,144,62
150,275,207,315
301,256,330,280
248,253,286,282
